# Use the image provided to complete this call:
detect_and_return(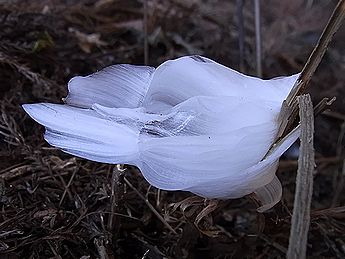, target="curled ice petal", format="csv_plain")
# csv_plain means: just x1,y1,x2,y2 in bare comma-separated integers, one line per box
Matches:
143,56,299,112
186,126,300,199
139,124,276,191
65,64,154,108
254,175,282,213
22,103,140,164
